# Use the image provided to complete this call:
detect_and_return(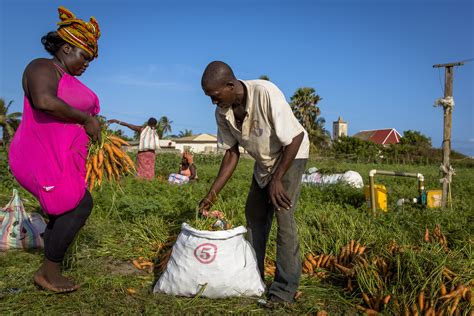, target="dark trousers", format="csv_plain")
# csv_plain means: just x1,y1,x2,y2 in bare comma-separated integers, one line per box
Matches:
43,190,93,262
245,159,307,302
